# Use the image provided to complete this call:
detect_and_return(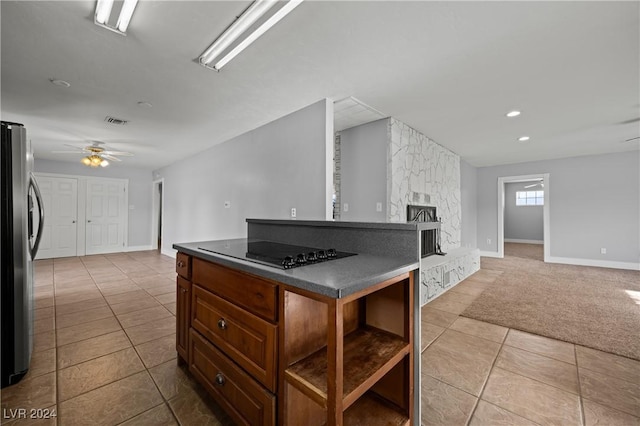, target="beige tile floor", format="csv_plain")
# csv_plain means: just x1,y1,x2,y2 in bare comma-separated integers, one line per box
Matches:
421,269,640,426
1,251,638,425
0,251,232,426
